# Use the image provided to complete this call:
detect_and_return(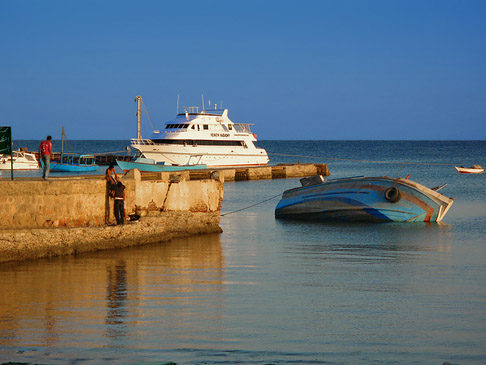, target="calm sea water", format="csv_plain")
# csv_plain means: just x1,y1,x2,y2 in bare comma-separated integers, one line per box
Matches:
1,140,486,364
